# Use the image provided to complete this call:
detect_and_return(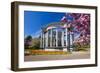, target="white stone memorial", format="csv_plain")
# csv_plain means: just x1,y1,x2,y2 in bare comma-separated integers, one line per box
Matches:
40,22,74,52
